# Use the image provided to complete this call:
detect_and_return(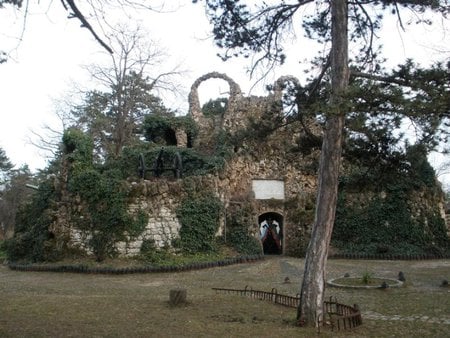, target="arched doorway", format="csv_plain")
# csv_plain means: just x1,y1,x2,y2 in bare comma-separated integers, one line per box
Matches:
258,212,283,255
